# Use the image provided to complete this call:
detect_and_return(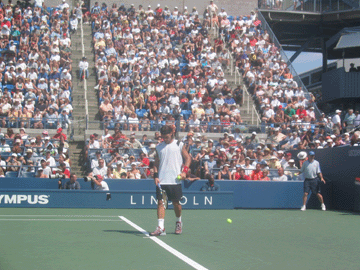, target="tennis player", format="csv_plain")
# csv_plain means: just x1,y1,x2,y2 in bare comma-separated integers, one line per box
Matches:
150,125,191,236
299,151,326,211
